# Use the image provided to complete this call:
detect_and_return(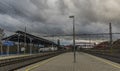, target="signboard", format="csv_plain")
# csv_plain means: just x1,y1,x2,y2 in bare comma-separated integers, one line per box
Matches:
3,41,14,46
21,47,25,51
